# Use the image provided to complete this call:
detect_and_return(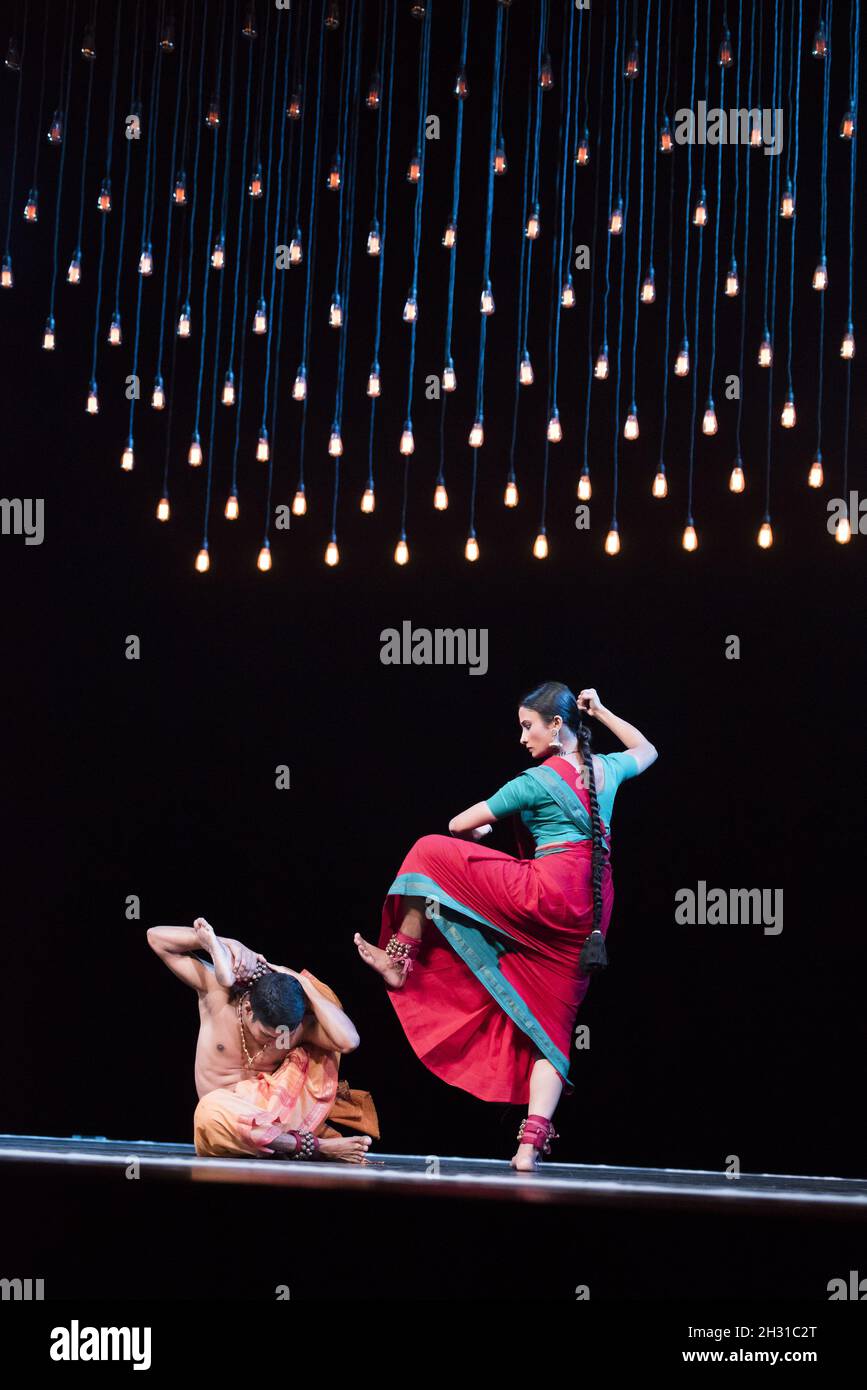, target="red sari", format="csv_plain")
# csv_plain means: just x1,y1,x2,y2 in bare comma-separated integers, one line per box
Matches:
378,756,615,1104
